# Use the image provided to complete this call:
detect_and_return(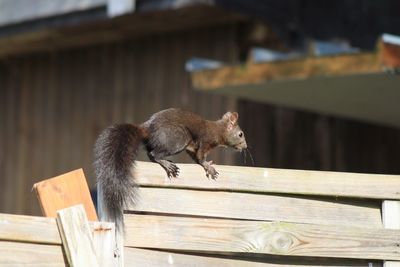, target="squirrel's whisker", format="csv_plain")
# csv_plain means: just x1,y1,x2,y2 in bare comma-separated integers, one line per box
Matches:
246,148,255,166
